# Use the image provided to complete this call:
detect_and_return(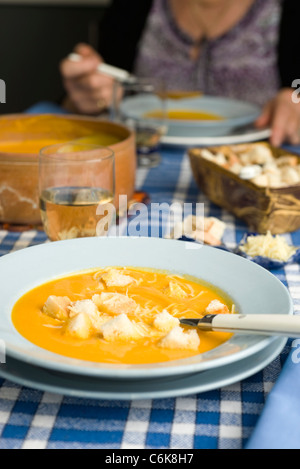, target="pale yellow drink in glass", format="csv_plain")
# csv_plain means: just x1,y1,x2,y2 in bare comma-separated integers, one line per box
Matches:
39,143,115,241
